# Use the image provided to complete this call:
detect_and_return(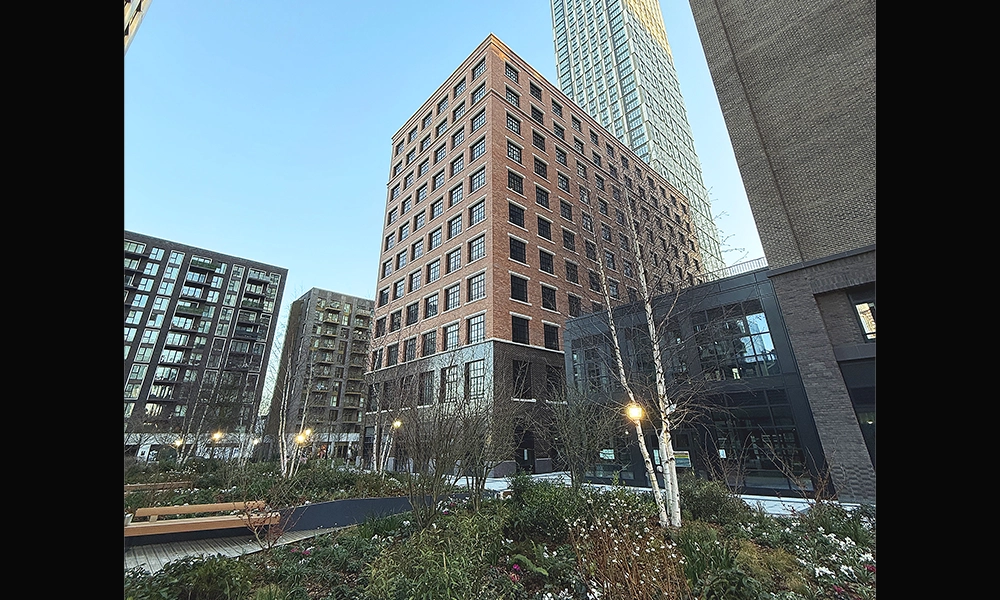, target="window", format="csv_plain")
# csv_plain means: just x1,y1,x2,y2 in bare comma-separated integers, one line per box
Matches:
471,109,486,131
536,186,549,208
534,248,553,274
606,143,615,158
541,286,557,311
472,83,486,104
598,199,609,216
421,136,431,151
436,120,448,137
505,87,520,107
531,105,544,124
423,113,433,129
563,230,576,251
510,275,528,301
381,260,392,278
378,288,389,307
425,294,439,318
443,324,460,351
601,223,612,241
429,227,442,250
406,303,419,325
469,235,485,262
510,238,527,263
437,96,448,114
512,316,530,345
472,58,486,79
534,157,547,178
582,212,593,232
565,261,579,283
593,152,603,168
422,331,437,356
585,241,597,261
589,270,601,291
552,100,562,116
560,200,573,221
532,131,546,152
414,211,427,230
404,338,417,362
554,123,565,140
453,101,466,120
590,131,599,145
391,184,400,199
530,82,542,100
467,315,485,344
388,207,399,225
450,185,463,206
623,261,634,278
451,155,464,176
558,173,570,192
544,324,560,350
505,63,519,83
445,284,460,310
469,167,486,194
406,149,415,164
471,137,487,161
394,278,405,298
454,78,466,96
508,171,524,195
417,184,428,202
435,144,447,163
507,140,522,163
577,162,587,178
447,248,461,273
427,259,441,282
508,202,525,227
568,294,582,317
468,272,486,301
571,116,581,131
402,196,413,214
556,147,567,166
448,215,462,238
409,270,422,292
390,310,401,332
452,128,465,148
469,200,486,225
431,199,444,218
604,250,617,270
537,217,552,240
404,172,414,188
506,113,521,135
